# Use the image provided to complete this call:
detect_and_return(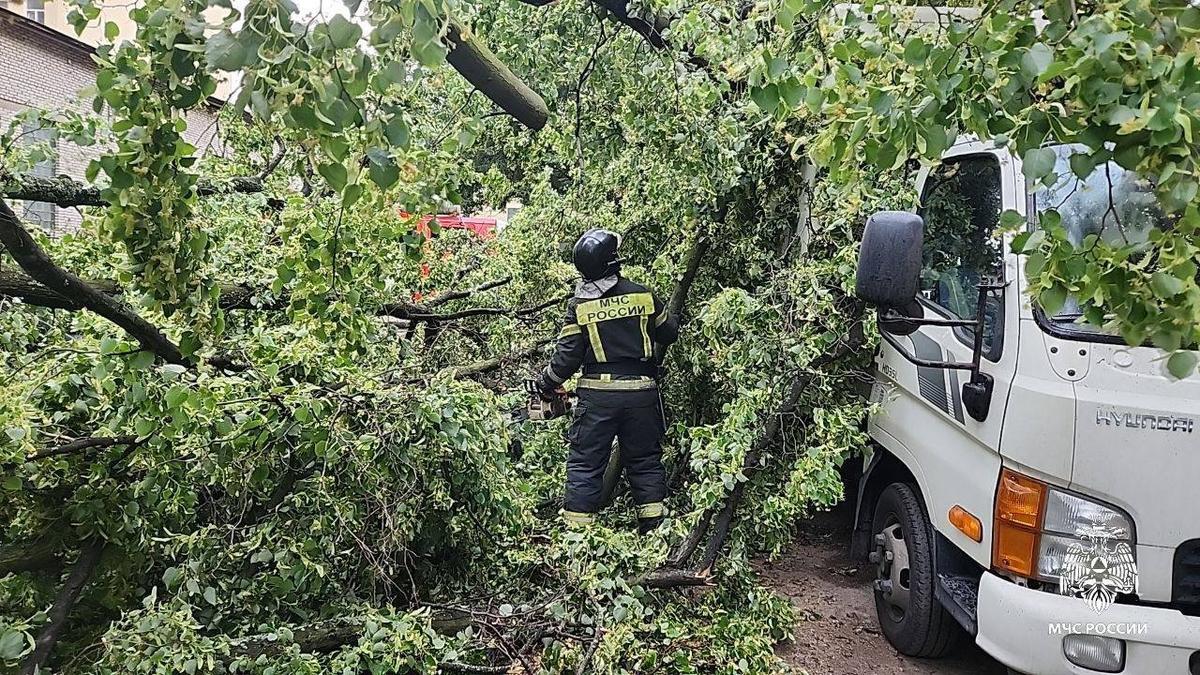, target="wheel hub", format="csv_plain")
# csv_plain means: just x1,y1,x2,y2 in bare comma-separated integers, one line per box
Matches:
871,523,912,620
